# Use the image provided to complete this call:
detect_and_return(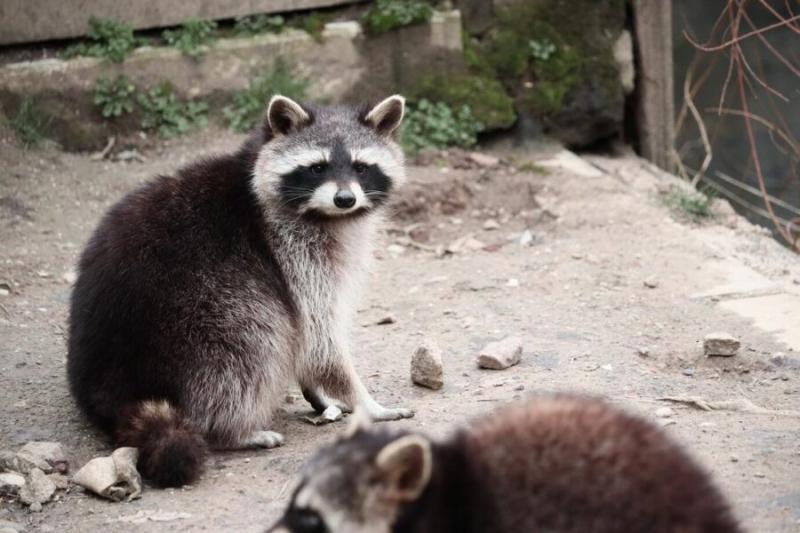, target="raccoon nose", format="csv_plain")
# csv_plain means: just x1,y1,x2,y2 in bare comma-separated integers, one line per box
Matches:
333,189,356,209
